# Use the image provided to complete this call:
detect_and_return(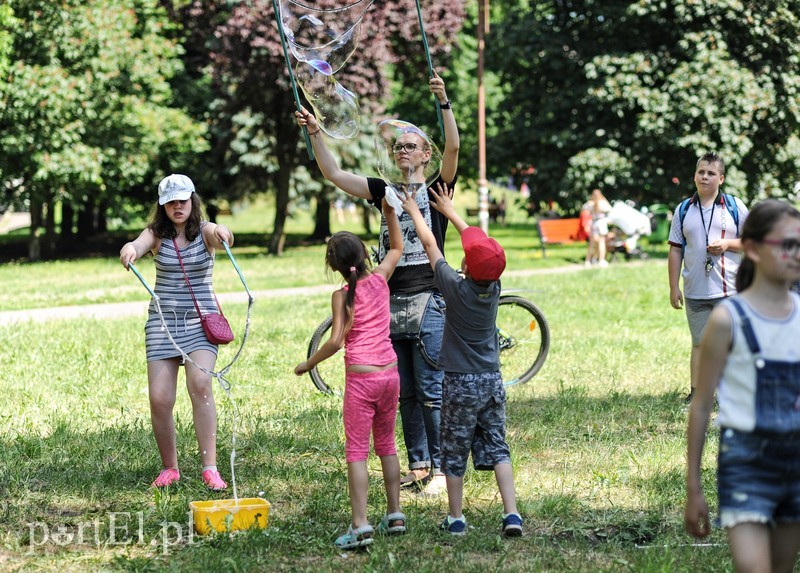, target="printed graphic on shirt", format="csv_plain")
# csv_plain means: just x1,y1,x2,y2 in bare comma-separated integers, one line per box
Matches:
378,185,432,267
